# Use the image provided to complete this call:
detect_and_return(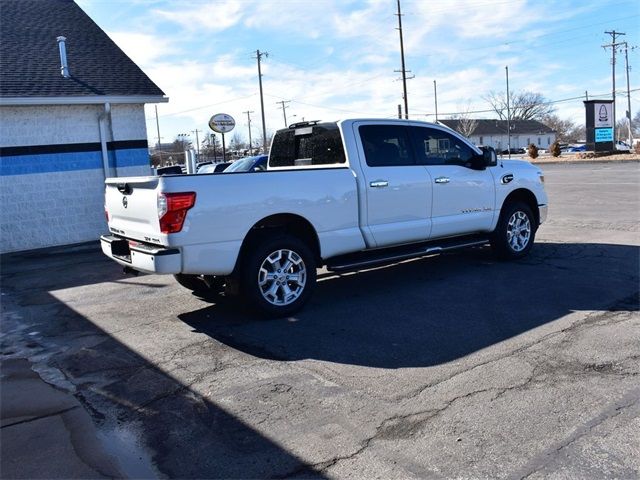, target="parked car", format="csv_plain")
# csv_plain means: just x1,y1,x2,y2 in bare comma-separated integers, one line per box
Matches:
567,145,586,153
102,119,548,316
501,147,525,155
615,141,631,152
223,155,268,173
197,162,232,174
156,165,183,176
